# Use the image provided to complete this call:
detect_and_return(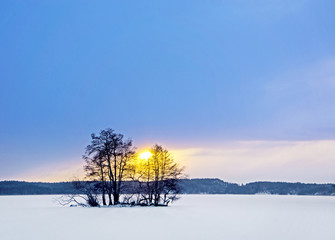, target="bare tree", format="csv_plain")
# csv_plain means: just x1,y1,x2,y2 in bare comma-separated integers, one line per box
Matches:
83,152,107,205
57,180,100,207
85,128,136,205
131,144,185,206
150,144,184,206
